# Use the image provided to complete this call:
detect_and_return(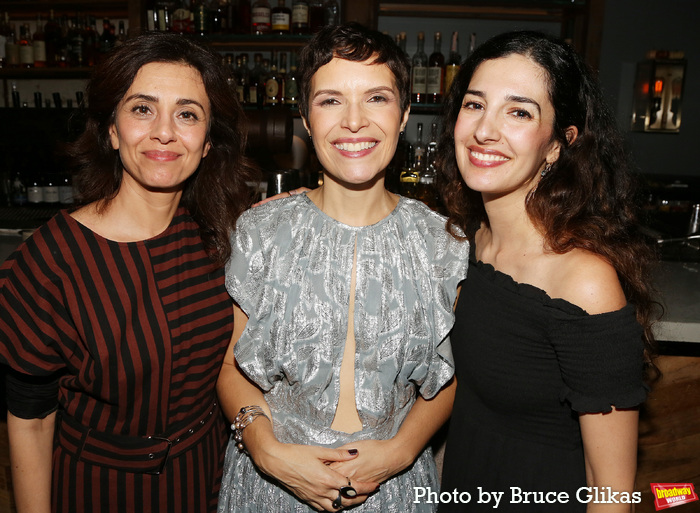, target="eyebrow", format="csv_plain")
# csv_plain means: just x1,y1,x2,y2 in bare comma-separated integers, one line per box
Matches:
312,86,397,99
123,93,206,111
465,89,542,114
